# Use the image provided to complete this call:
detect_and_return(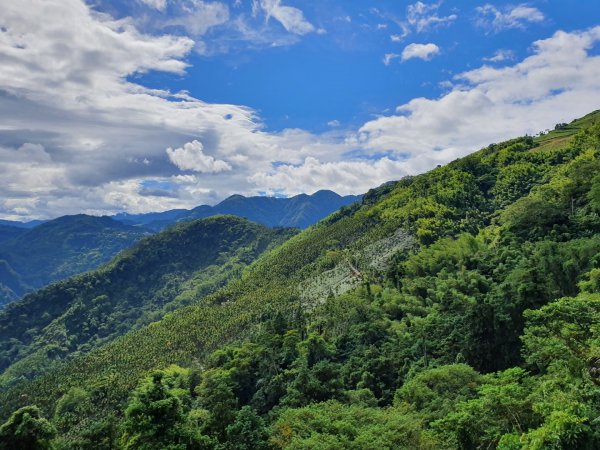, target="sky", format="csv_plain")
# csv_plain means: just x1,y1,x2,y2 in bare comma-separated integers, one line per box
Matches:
0,0,599,220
